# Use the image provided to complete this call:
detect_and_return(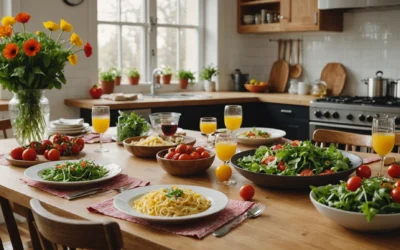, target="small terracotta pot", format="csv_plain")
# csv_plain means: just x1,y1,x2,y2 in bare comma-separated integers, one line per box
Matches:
162,74,172,84
101,80,114,94
179,79,189,89
129,76,140,85
114,76,121,86
156,75,161,84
